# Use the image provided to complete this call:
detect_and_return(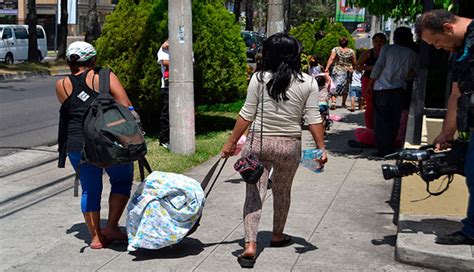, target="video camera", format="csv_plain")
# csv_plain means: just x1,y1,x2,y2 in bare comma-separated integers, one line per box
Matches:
381,140,468,183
